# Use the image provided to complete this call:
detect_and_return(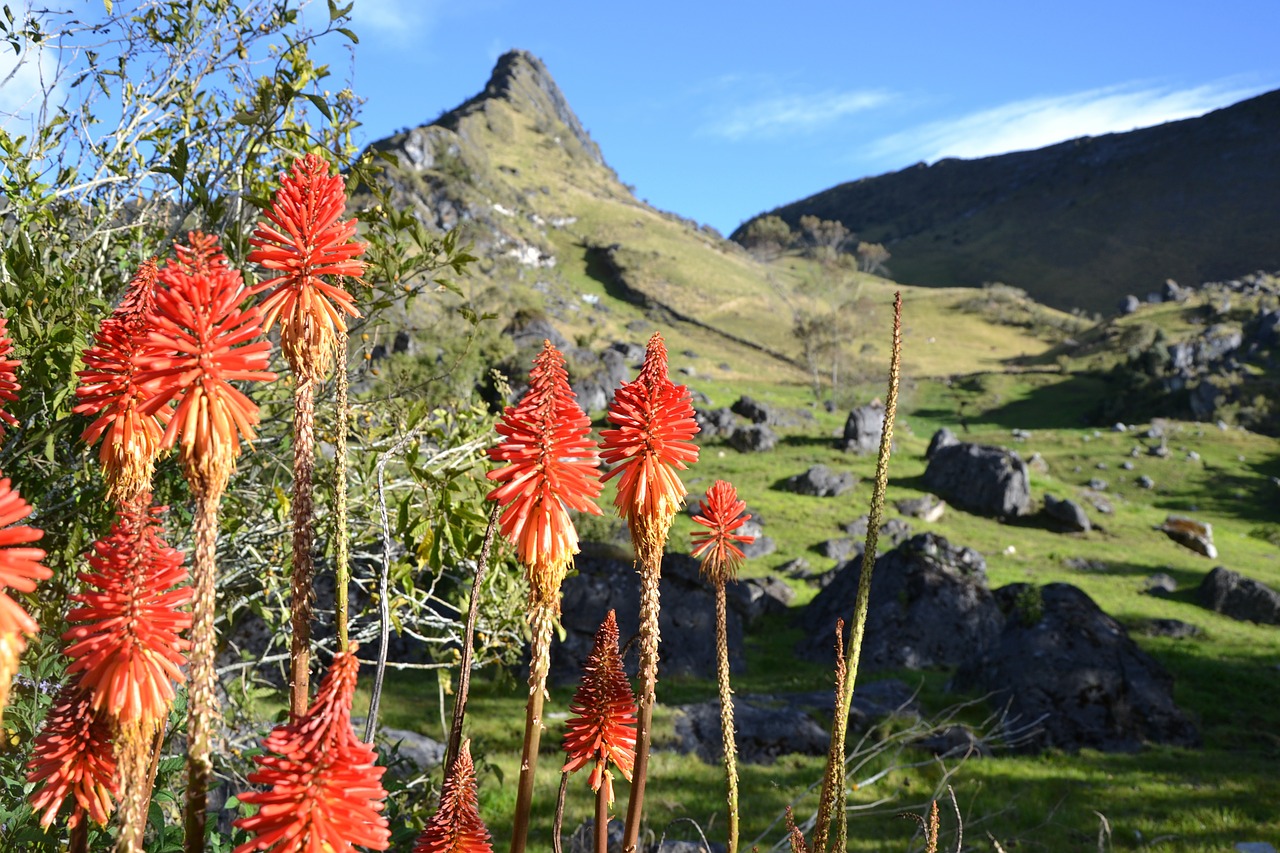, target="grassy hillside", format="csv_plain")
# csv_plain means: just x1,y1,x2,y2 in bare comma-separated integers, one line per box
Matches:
348,50,1280,852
